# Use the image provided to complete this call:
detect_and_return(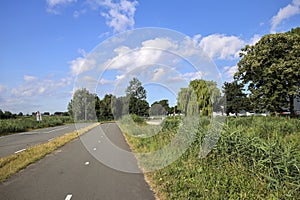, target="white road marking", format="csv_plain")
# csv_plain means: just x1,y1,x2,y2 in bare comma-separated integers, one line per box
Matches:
85,161,90,165
44,126,68,133
14,148,26,154
48,138,55,141
65,194,72,200
93,147,97,151
18,126,69,135
98,140,101,143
